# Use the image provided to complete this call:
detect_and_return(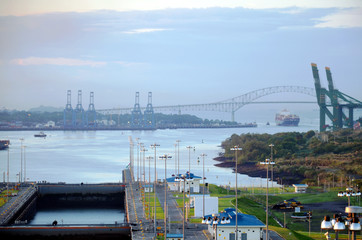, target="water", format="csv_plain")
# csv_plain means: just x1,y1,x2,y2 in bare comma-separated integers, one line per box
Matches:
0,120,318,187
30,208,125,225
1,116,319,225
